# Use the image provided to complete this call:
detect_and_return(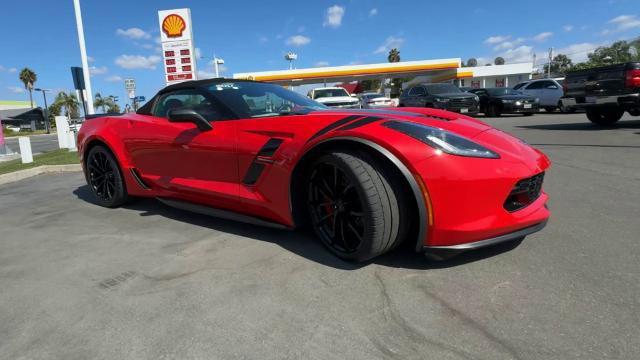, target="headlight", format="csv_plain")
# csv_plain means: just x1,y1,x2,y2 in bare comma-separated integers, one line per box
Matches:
382,121,500,159
435,98,450,102
515,101,522,106
473,95,479,101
